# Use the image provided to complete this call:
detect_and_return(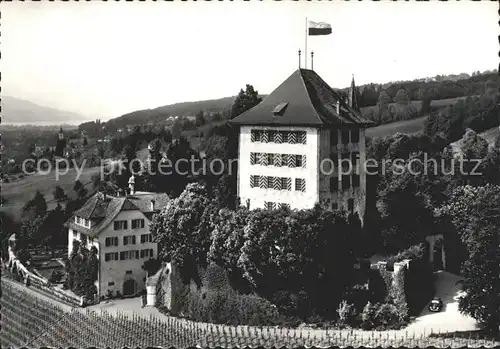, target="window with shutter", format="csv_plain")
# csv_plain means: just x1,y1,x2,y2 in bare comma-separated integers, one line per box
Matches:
282,131,288,143
150,249,154,257
298,131,307,144
273,176,281,190
114,252,118,260
114,237,118,246
295,178,306,192
250,153,257,165
295,155,302,167
274,131,282,143
273,153,282,166
259,175,267,189
120,252,126,260
259,153,268,166
261,130,269,143
267,153,273,165
269,131,276,142
288,131,296,144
